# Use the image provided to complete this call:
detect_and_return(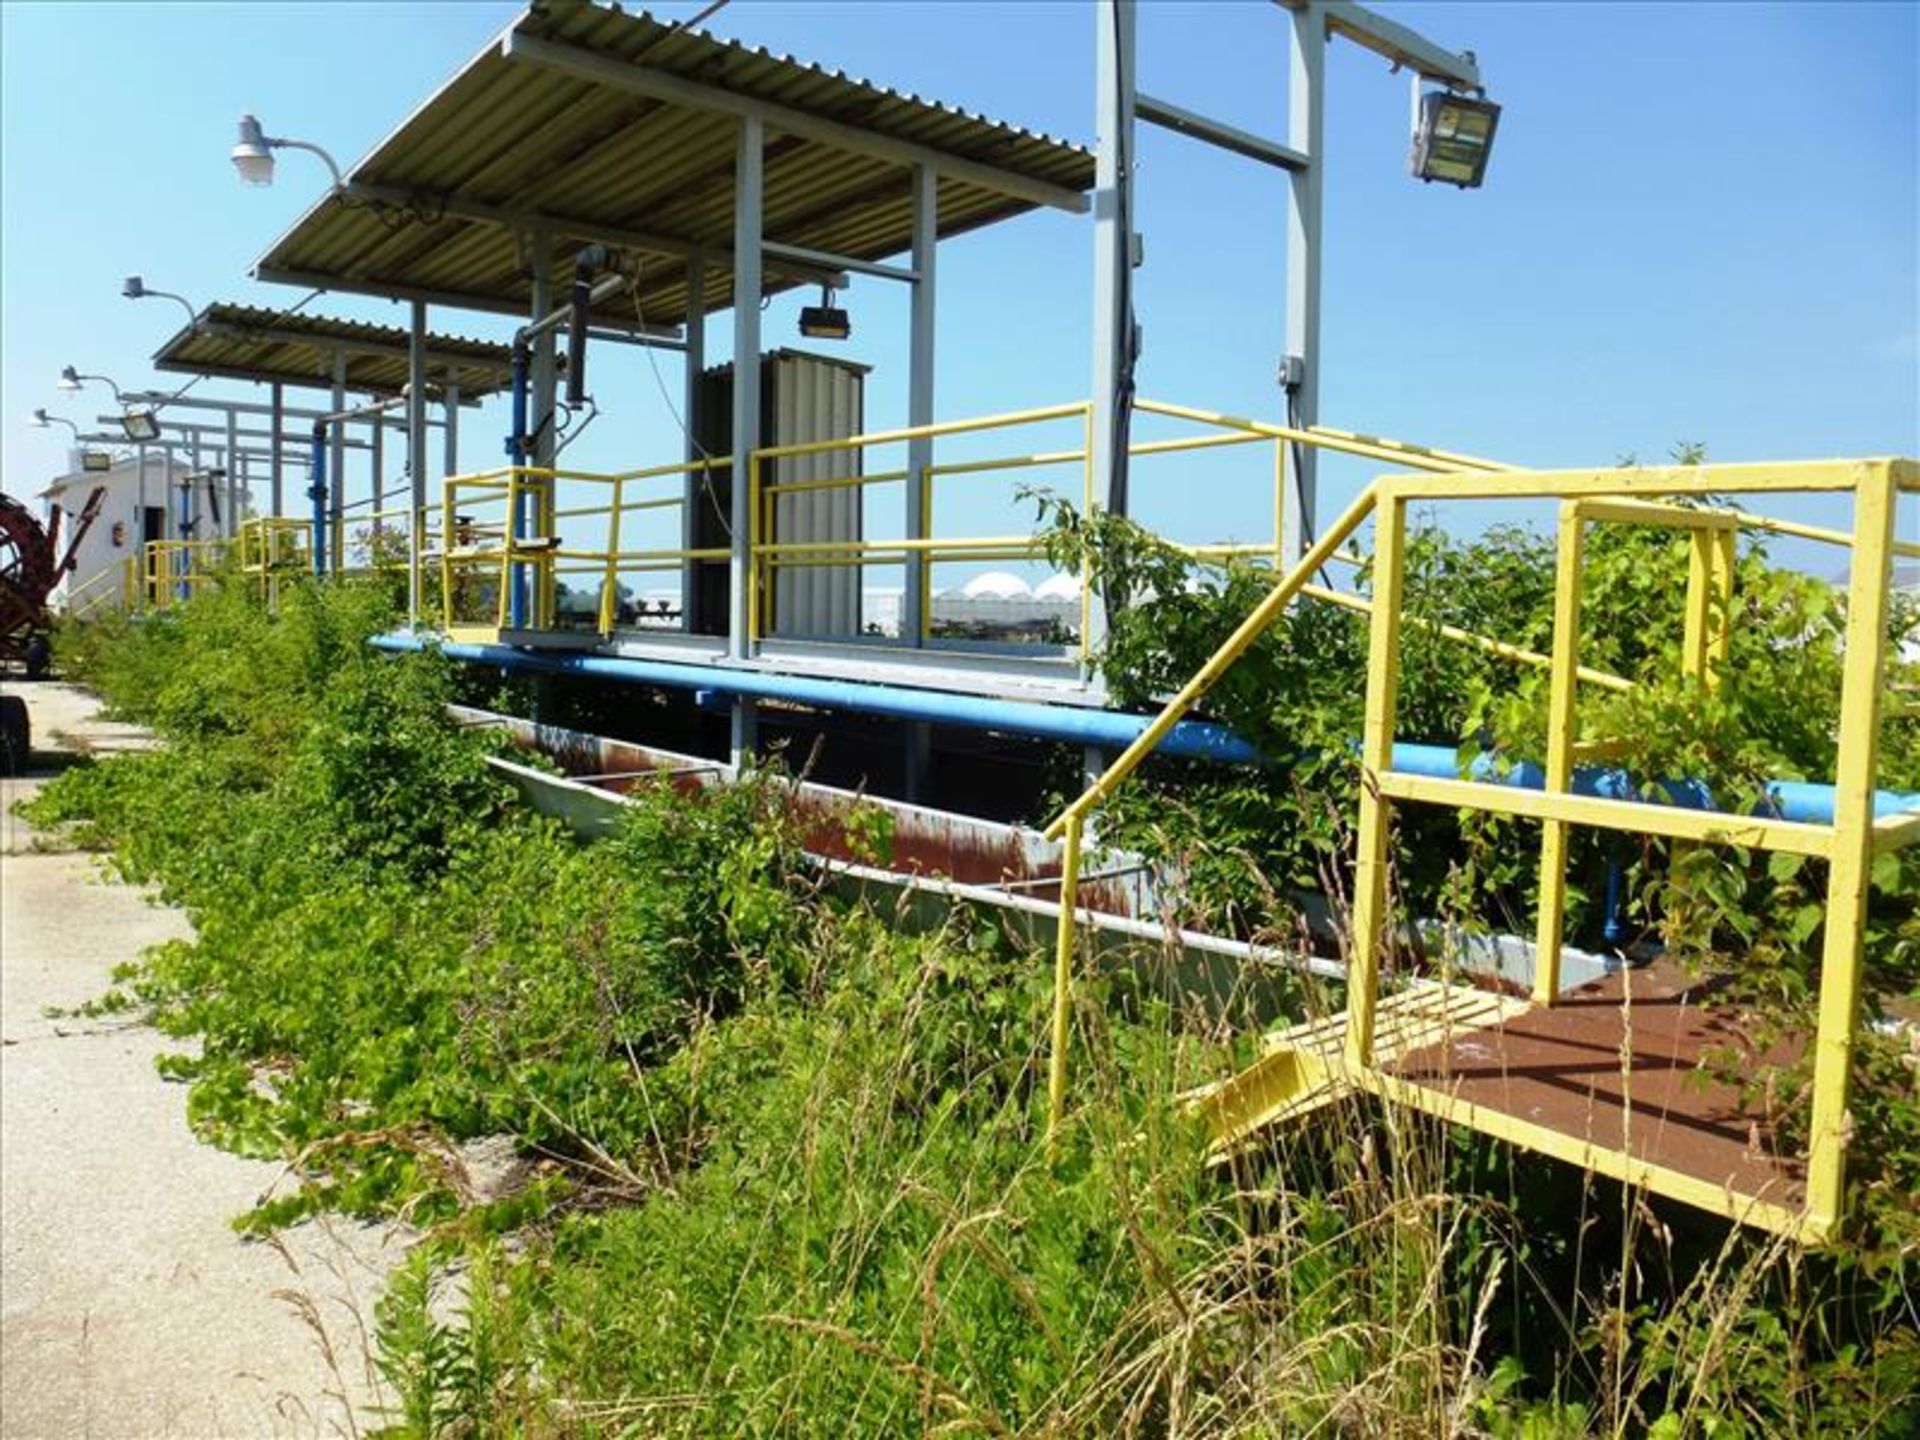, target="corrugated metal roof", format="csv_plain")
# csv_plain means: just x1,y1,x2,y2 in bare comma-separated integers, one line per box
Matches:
152,303,514,398
253,2,1094,328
